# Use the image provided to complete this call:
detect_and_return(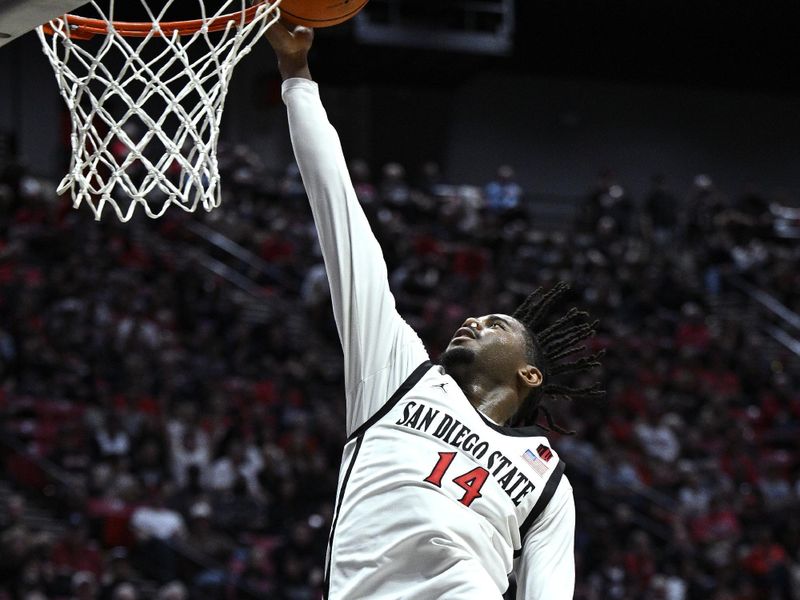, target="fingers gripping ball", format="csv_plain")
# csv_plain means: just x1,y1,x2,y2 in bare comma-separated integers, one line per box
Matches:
278,0,369,28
